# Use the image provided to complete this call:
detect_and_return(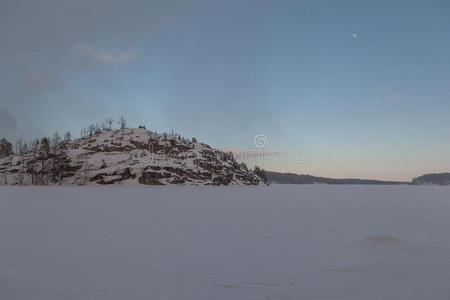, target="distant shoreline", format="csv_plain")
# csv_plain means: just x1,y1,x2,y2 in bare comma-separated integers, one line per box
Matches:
267,171,450,186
